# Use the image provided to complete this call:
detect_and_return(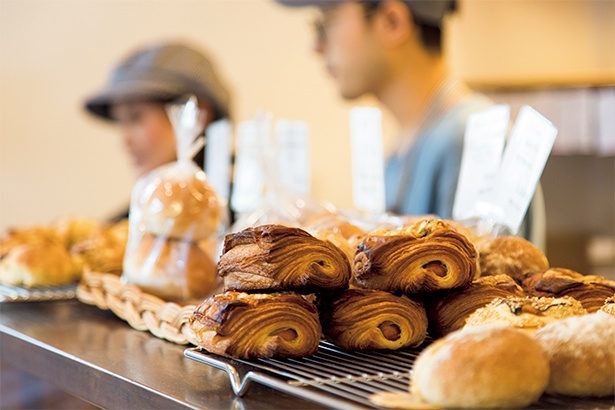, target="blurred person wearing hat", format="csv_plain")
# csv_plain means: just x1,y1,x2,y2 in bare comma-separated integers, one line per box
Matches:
84,41,233,221
276,0,545,246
